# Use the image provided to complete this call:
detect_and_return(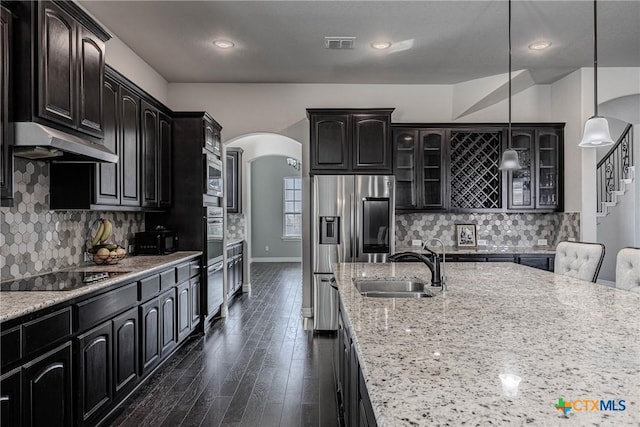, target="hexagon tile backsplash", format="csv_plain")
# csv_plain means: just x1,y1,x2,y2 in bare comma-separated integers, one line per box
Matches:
396,212,580,248
1,159,144,281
